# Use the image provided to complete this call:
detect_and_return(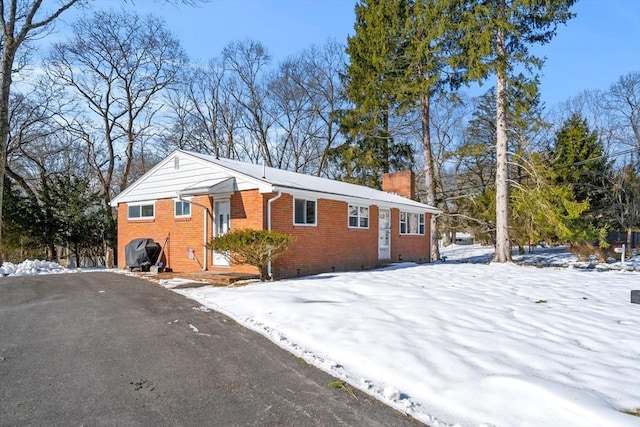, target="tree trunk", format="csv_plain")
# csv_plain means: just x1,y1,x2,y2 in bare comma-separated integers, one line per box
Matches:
0,38,17,266
74,242,81,270
421,92,440,261
382,109,390,174
493,25,511,263
0,0,81,266
627,227,633,257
